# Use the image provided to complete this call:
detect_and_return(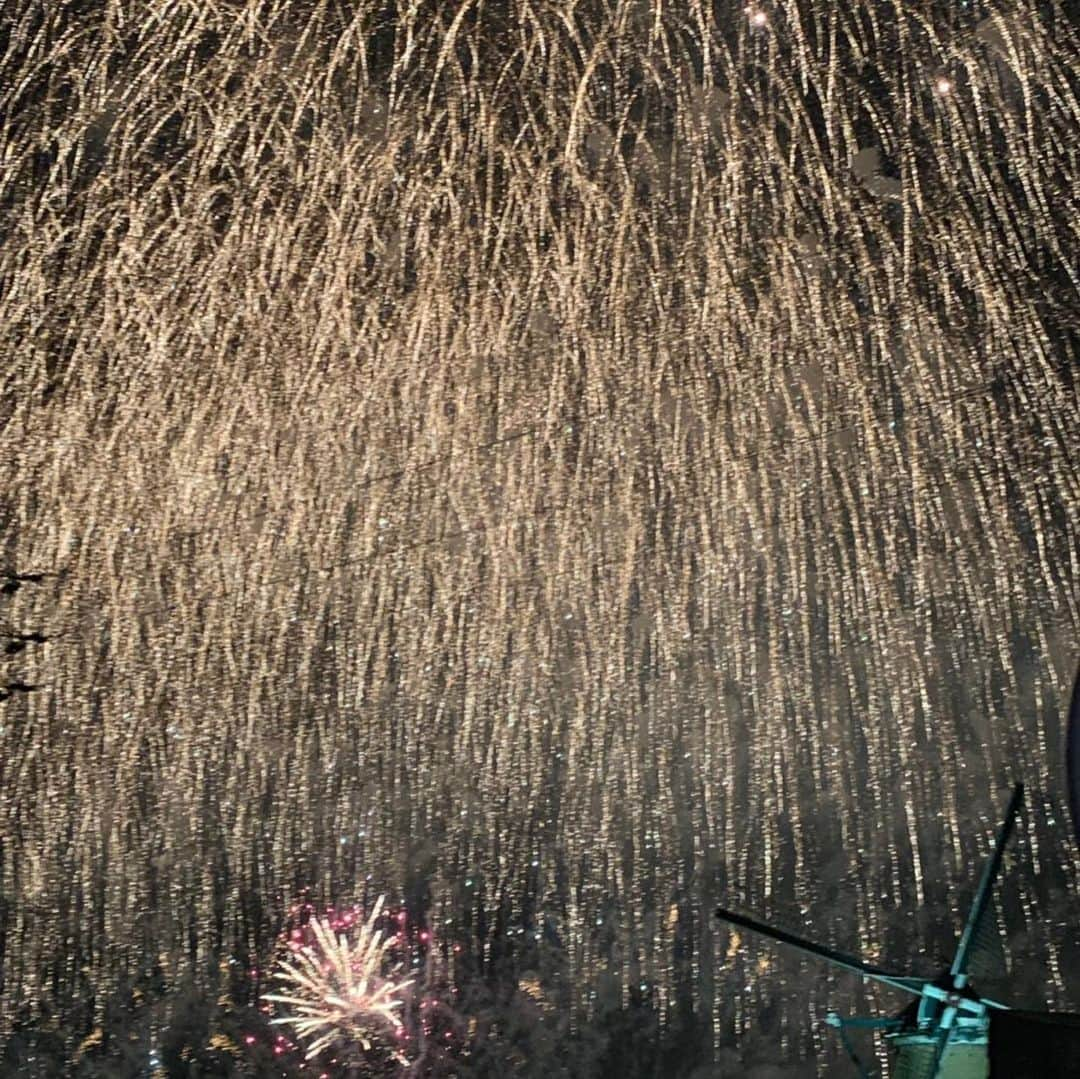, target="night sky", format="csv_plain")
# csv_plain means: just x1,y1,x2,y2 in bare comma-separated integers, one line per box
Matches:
1,1,1077,1075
